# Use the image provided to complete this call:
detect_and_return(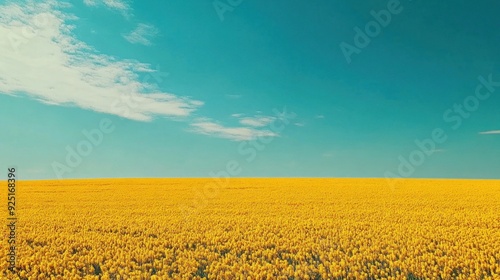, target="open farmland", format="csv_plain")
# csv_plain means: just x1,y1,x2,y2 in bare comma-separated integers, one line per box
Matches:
1,178,500,279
